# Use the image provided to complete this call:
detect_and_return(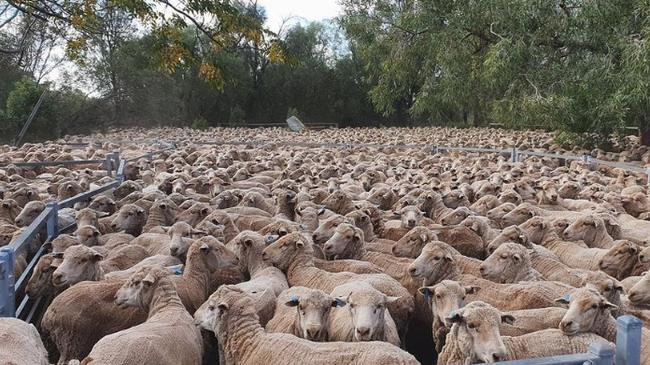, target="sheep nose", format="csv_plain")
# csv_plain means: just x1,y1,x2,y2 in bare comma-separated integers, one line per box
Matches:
111,223,118,229
629,292,638,301
170,247,178,256
479,265,486,274
262,252,268,261
392,246,398,254
356,327,370,338
561,320,573,330
306,328,320,339
312,234,318,241
492,352,505,362
408,267,417,275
